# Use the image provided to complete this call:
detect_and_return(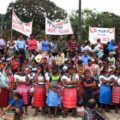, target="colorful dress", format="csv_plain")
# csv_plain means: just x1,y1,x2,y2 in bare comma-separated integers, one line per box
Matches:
61,74,78,108
0,71,10,107
33,74,46,107
46,76,61,107
99,75,111,104
111,75,120,104
83,77,95,106
16,74,30,105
